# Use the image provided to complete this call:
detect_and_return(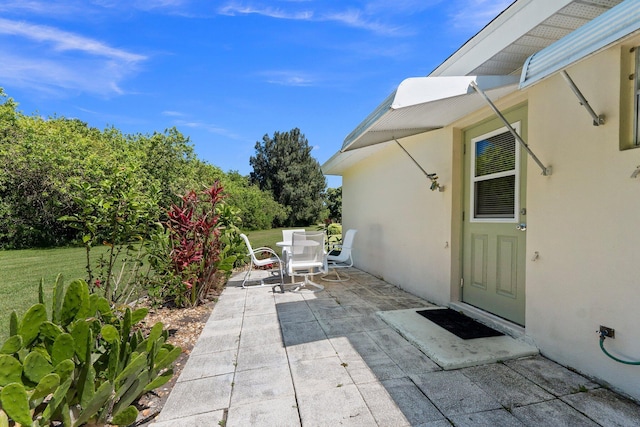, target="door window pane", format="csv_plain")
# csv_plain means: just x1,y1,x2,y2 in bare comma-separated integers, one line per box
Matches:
475,132,516,176
472,128,518,221
475,176,515,218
